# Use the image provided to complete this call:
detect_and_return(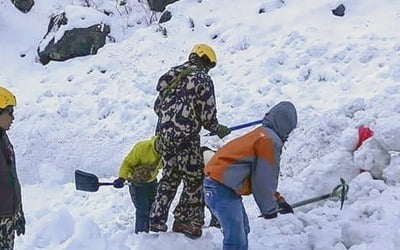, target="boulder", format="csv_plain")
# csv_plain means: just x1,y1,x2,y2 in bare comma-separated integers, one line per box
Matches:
159,10,172,24
147,0,179,12
11,0,34,13
332,4,345,17
37,6,111,65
